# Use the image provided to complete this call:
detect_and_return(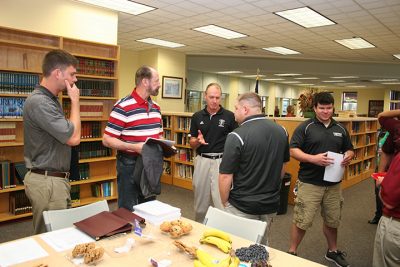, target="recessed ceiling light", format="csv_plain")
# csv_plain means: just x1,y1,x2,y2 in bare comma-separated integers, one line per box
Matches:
382,82,400,85
371,79,398,82
347,85,366,88
75,0,155,15
262,47,300,55
322,80,345,83
294,77,319,80
136,38,185,48
330,76,359,79
281,81,301,84
193,25,247,39
393,54,400,60
216,71,243,74
242,75,266,78
297,84,315,86
274,7,335,28
263,78,285,81
335,37,375,49
274,73,302,77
